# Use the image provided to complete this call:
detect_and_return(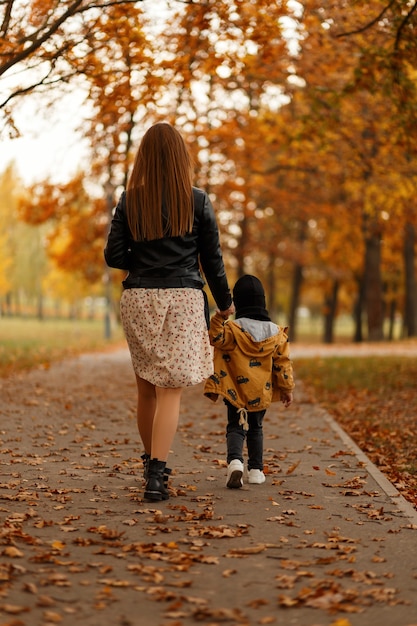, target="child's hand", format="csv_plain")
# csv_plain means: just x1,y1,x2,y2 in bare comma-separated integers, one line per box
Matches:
280,391,293,407
218,303,235,319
